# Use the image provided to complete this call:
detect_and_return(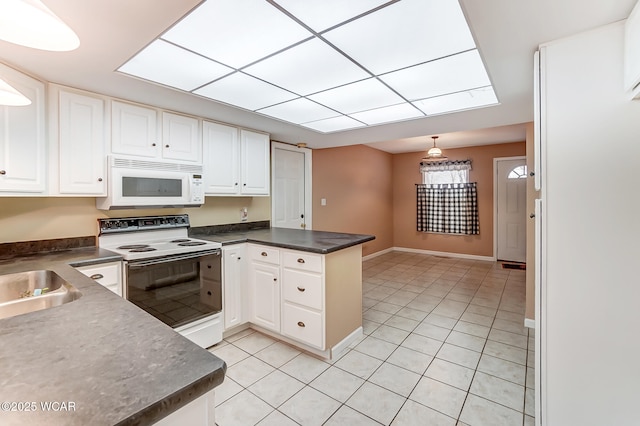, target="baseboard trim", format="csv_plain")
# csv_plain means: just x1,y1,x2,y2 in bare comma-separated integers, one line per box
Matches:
392,247,496,262
362,247,394,261
331,327,363,359
524,318,536,329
